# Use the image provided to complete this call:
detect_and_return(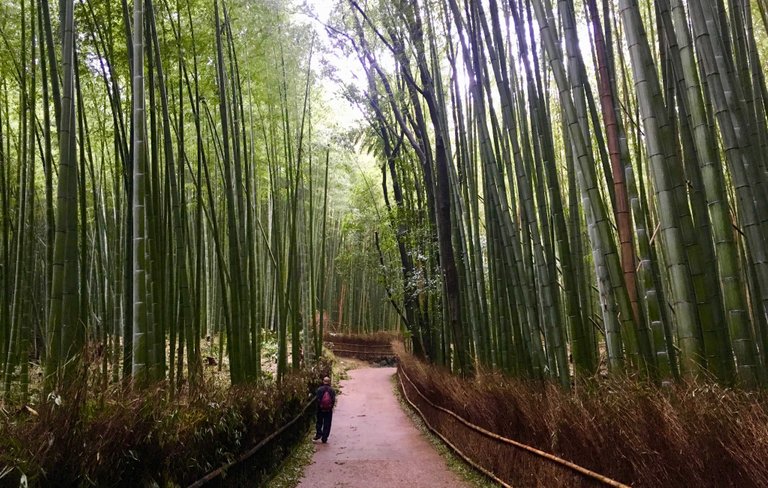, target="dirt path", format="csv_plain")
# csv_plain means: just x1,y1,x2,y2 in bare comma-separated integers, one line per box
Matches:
298,367,469,488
